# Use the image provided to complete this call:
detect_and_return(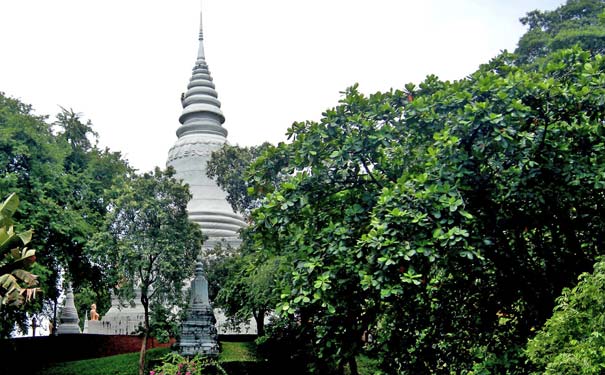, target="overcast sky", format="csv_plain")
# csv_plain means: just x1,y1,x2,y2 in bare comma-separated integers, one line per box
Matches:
0,0,564,172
